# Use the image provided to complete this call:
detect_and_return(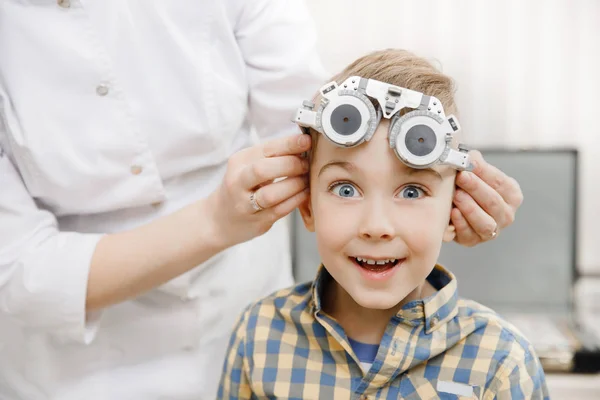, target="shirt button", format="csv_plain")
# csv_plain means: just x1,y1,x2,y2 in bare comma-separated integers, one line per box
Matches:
96,83,110,96
431,316,440,327
130,165,143,175
57,0,70,8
